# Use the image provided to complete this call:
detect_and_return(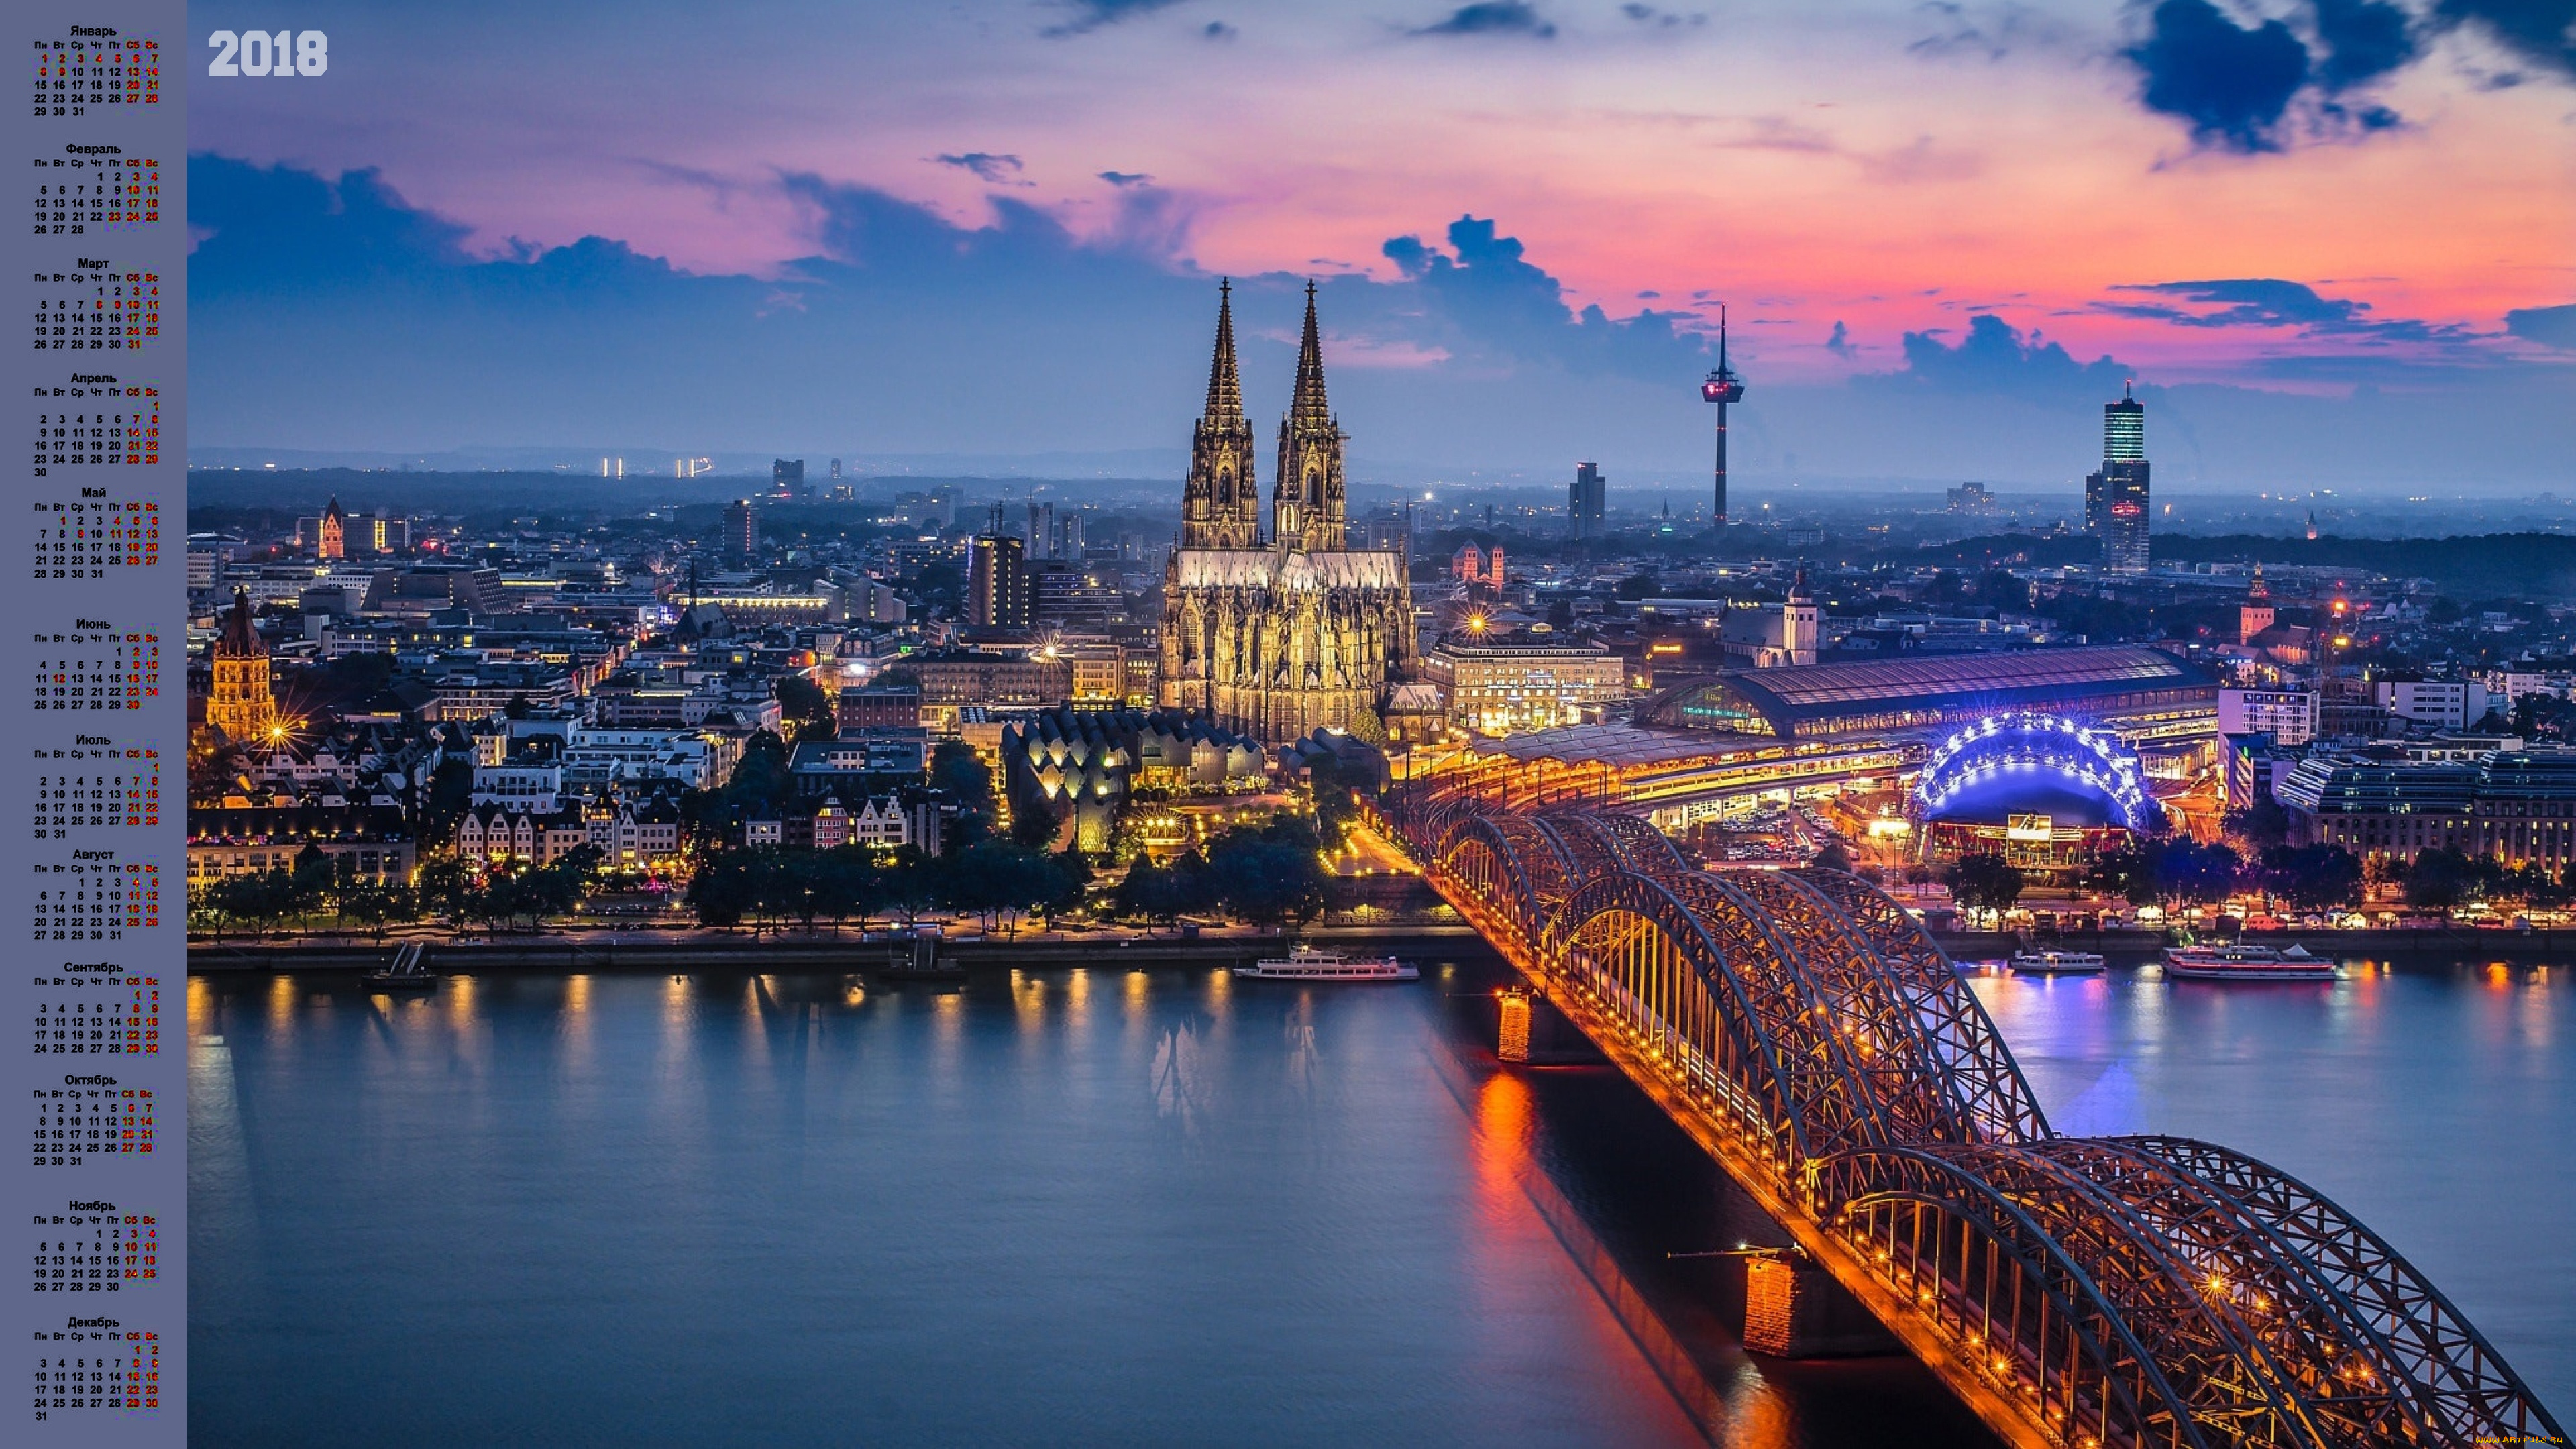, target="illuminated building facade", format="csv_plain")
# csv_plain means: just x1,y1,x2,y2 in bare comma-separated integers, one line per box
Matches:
2084,385,2150,574
1159,282,1415,742
1911,711,2162,869
2218,687,2318,747
2239,565,2275,645
2279,745,2576,871
1425,631,1629,737
969,534,1030,629
207,587,280,742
